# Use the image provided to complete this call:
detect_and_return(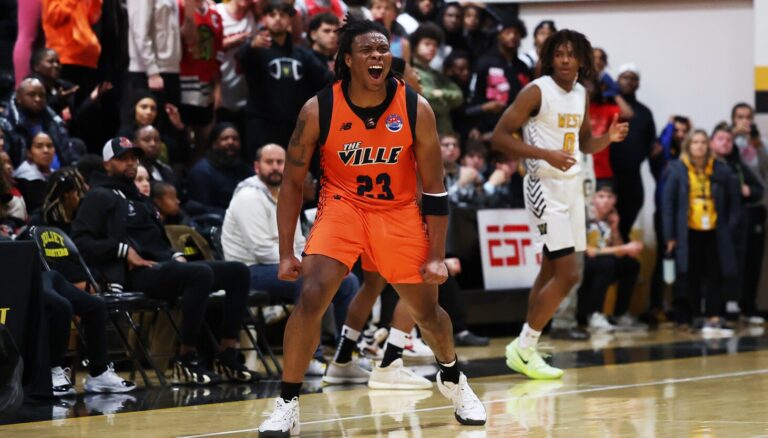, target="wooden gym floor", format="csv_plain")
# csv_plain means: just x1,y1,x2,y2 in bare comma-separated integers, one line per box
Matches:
2,326,768,437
